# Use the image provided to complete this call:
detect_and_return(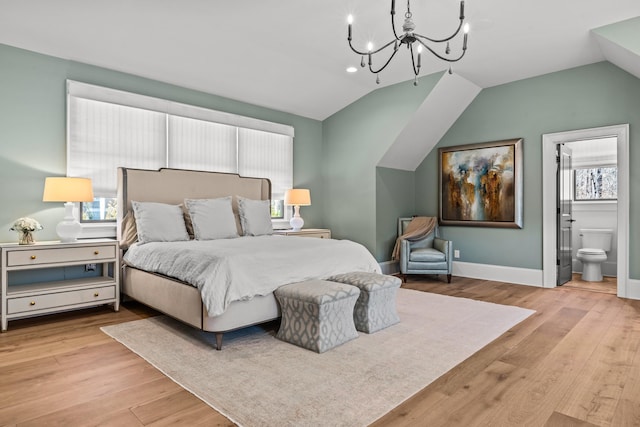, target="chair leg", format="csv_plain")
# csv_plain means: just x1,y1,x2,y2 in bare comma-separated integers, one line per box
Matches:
447,274,452,283
402,274,407,283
